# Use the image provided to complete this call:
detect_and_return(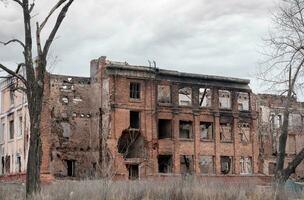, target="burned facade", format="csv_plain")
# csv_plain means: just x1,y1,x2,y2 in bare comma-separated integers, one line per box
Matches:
257,94,304,179
90,56,259,179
